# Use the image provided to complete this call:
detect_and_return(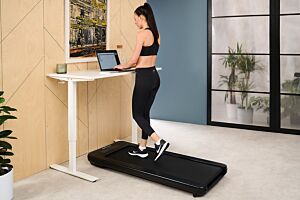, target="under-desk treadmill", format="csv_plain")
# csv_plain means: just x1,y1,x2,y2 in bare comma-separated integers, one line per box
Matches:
88,141,227,197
